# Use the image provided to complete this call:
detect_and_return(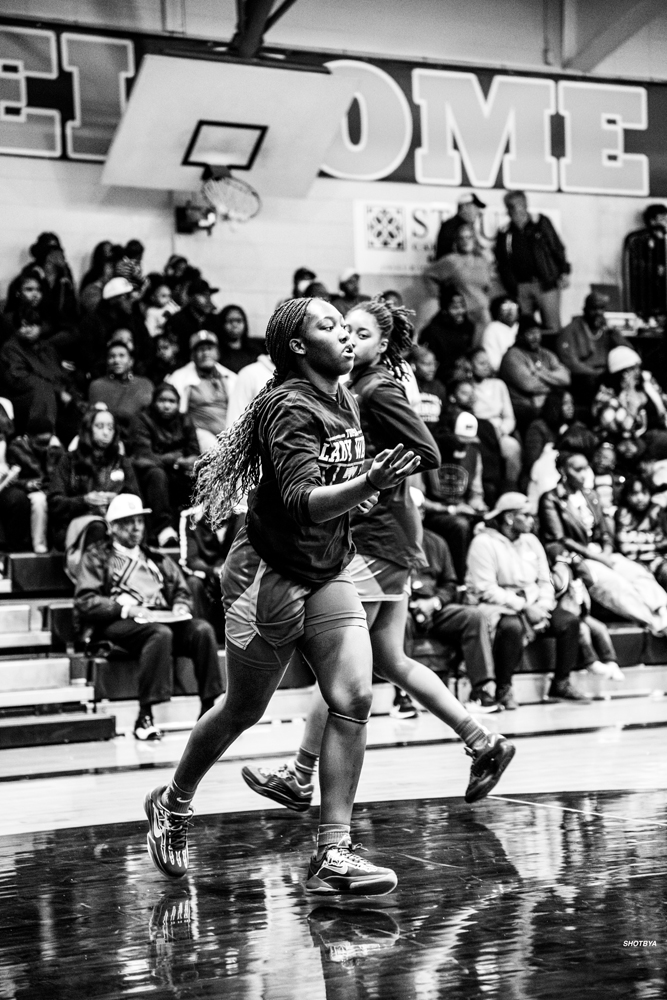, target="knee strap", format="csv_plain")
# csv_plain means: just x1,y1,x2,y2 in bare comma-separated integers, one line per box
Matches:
328,709,369,725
